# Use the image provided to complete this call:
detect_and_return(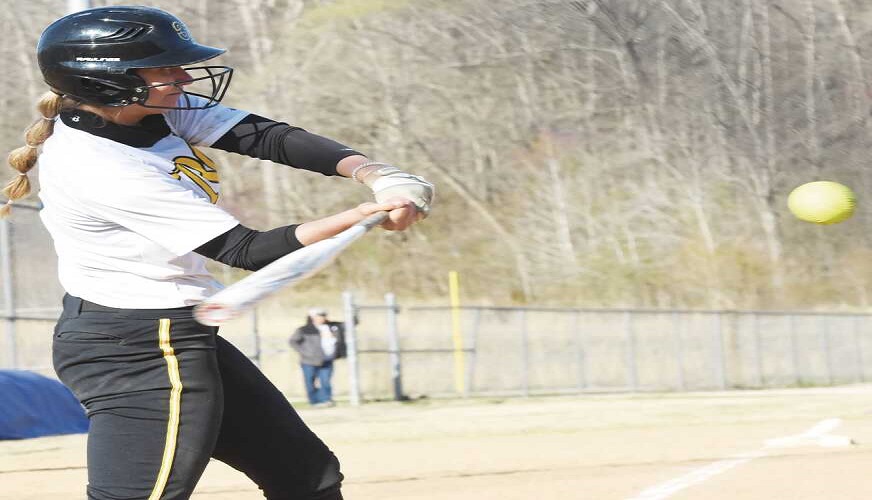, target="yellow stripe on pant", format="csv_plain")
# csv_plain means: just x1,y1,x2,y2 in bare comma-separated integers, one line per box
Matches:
149,318,183,500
